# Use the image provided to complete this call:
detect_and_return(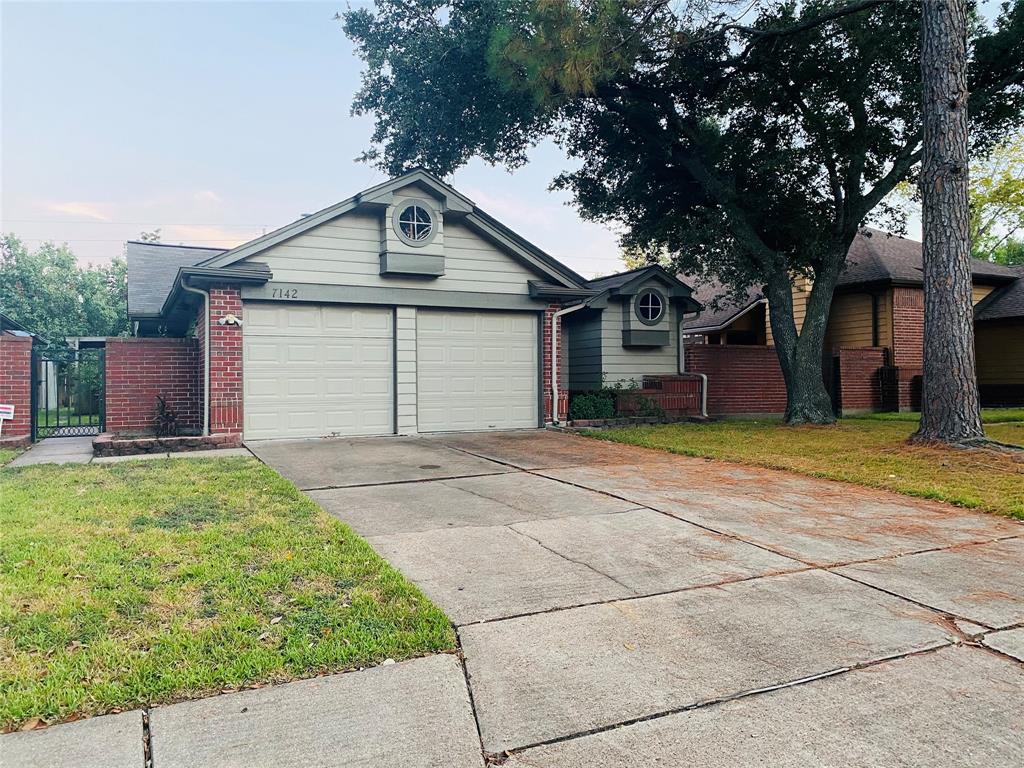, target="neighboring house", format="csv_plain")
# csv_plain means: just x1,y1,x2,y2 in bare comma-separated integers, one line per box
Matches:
681,229,1024,413
0,311,38,339
121,169,701,440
